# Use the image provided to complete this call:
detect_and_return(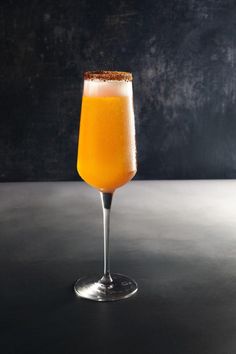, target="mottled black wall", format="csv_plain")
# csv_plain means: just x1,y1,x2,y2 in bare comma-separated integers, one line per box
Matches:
1,0,236,181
